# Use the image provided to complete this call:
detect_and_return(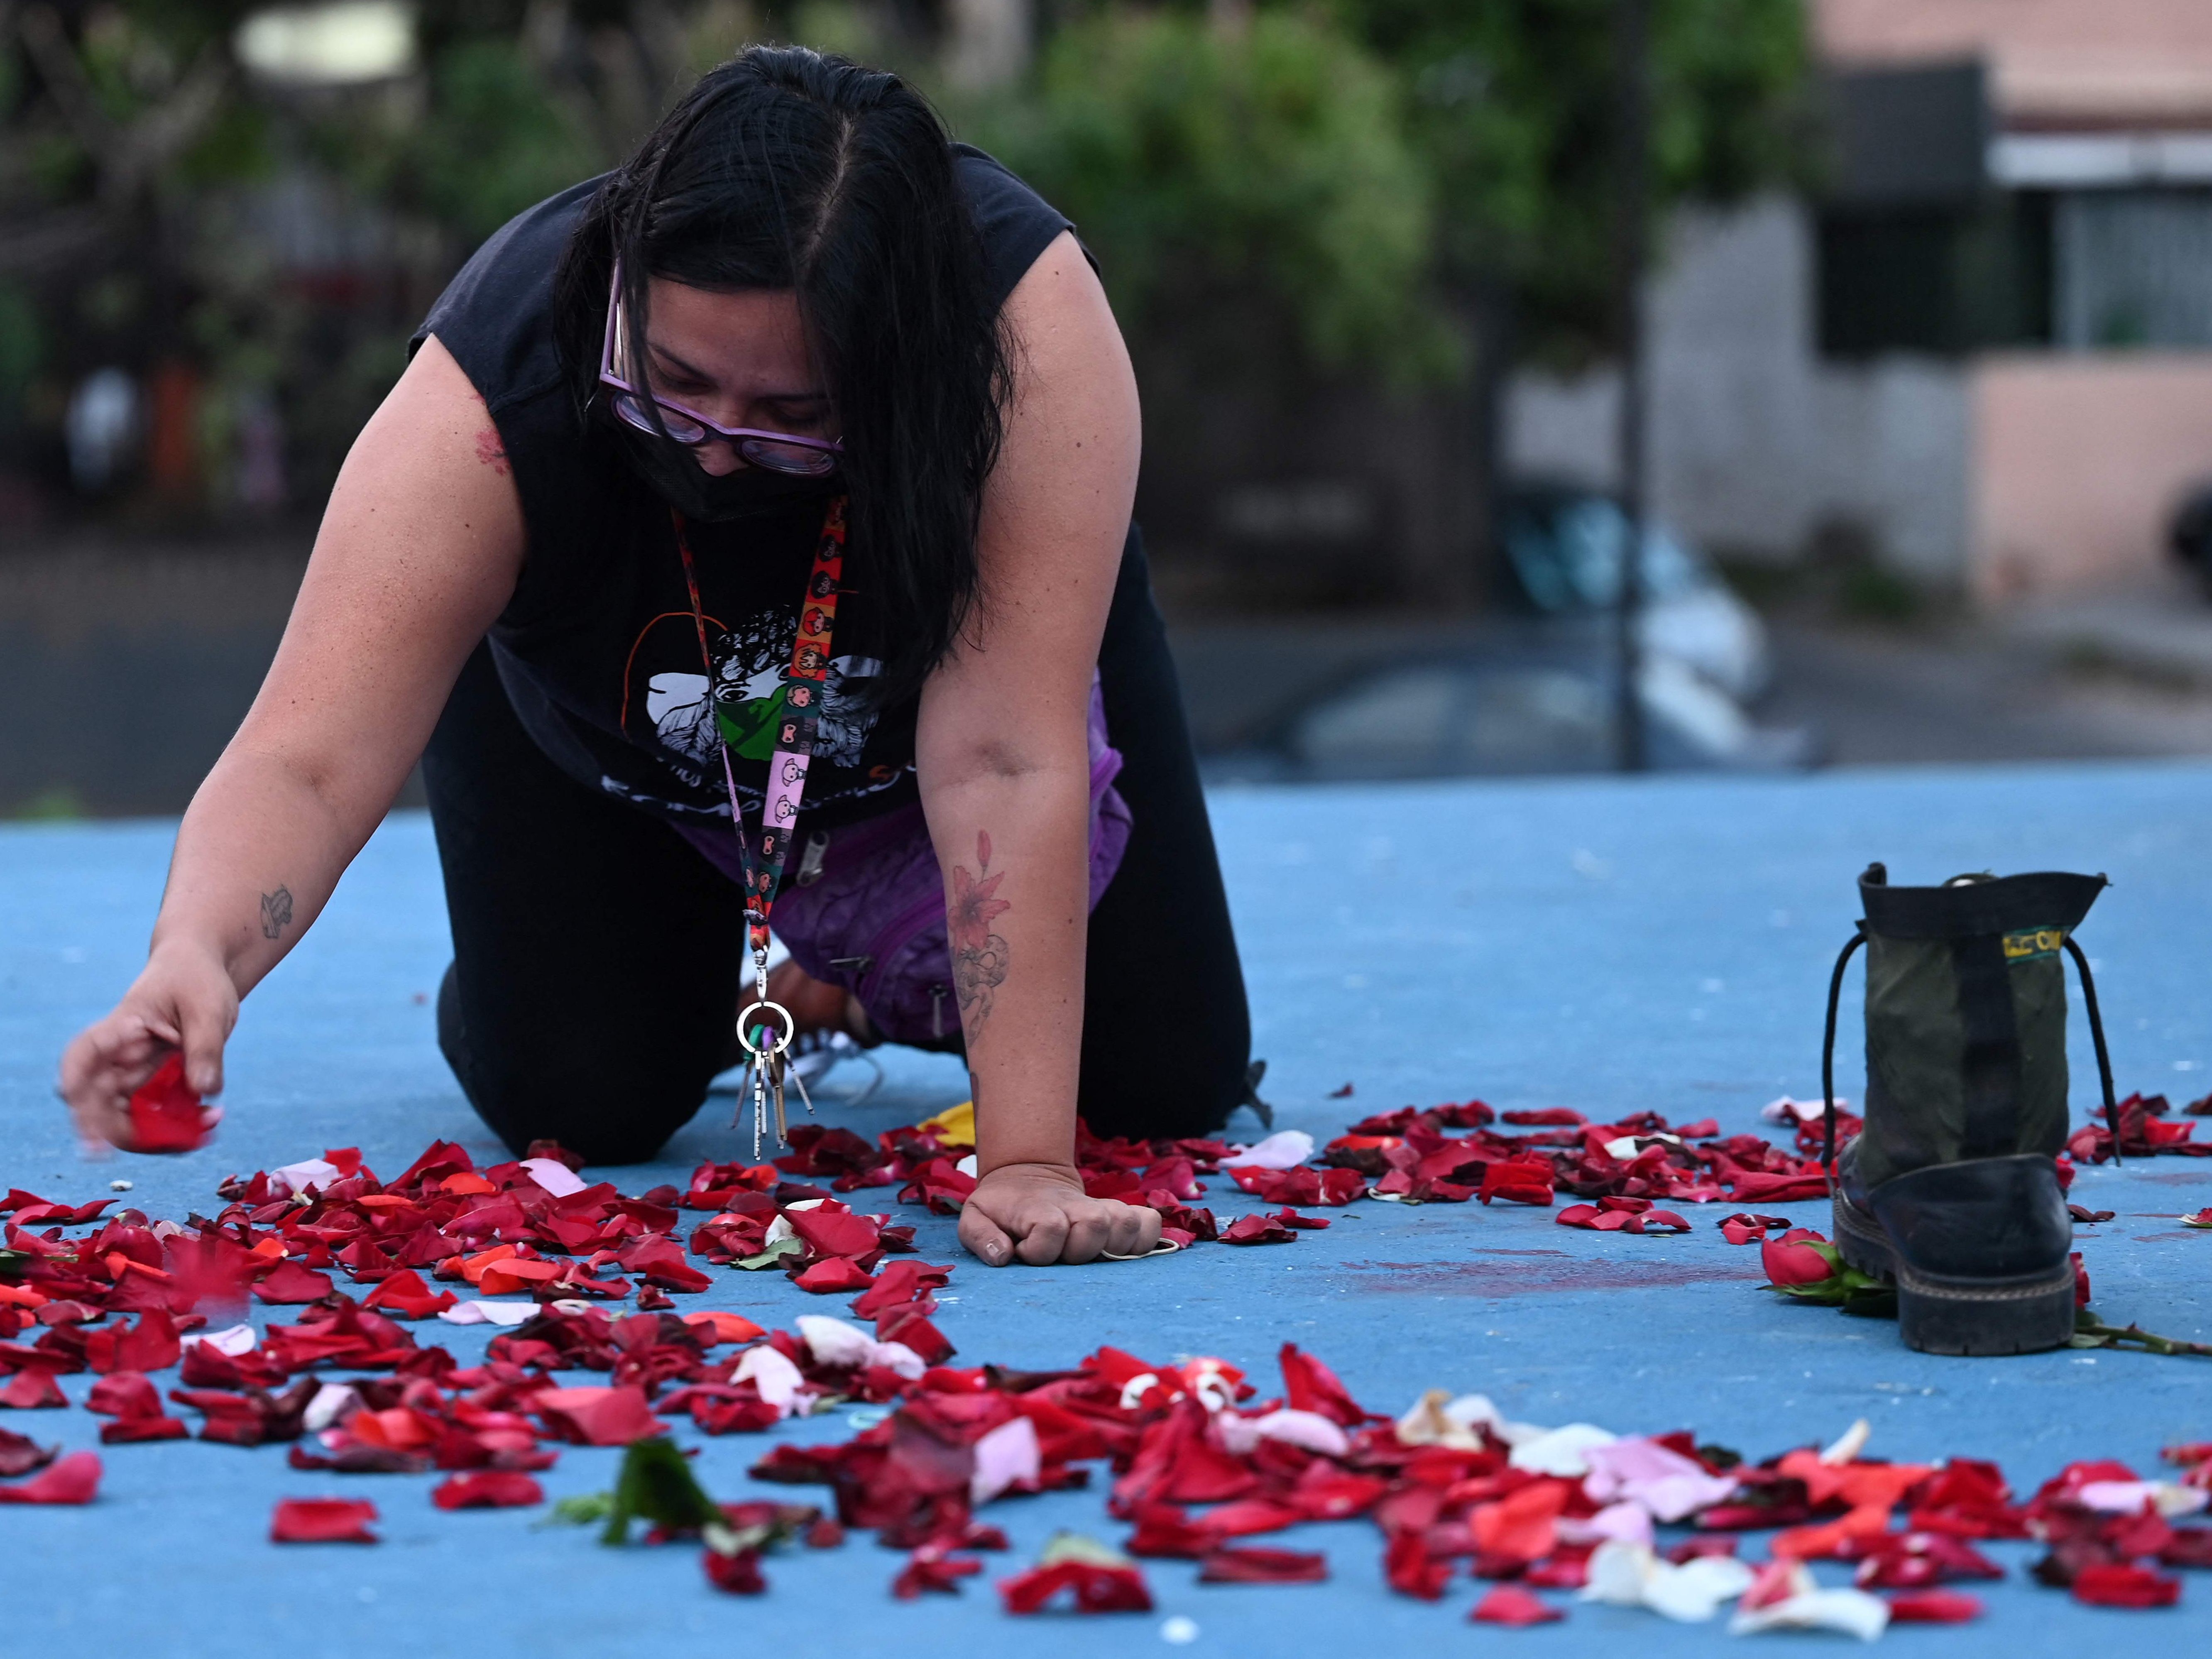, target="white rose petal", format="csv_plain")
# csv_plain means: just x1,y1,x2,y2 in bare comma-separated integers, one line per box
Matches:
970,1415,1042,1505
1510,1422,1618,1476
269,1158,341,1198
521,1157,587,1197
303,1382,360,1433
1583,1540,1754,1623
1220,1130,1316,1170
437,1299,537,1327
797,1314,876,1370
733,1344,805,1413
